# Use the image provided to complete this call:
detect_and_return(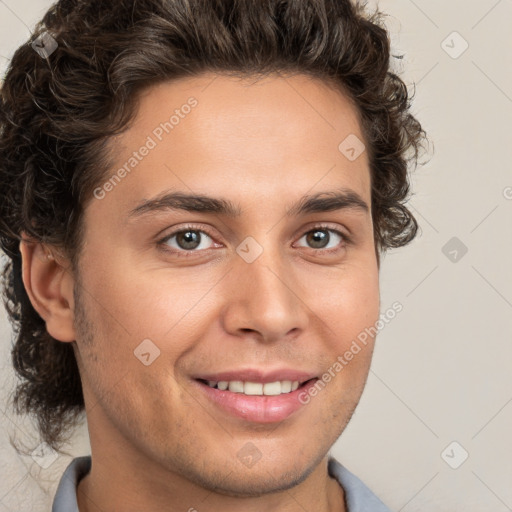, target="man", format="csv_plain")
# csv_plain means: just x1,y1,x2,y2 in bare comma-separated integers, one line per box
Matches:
0,0,426,510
